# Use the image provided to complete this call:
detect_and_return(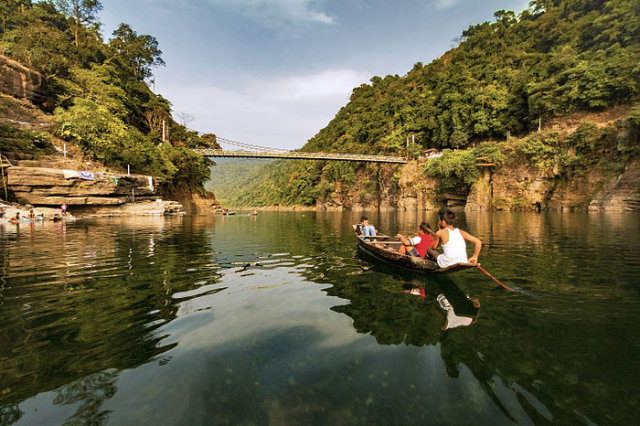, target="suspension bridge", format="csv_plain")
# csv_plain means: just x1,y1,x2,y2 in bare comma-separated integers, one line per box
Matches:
193,137,409,164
